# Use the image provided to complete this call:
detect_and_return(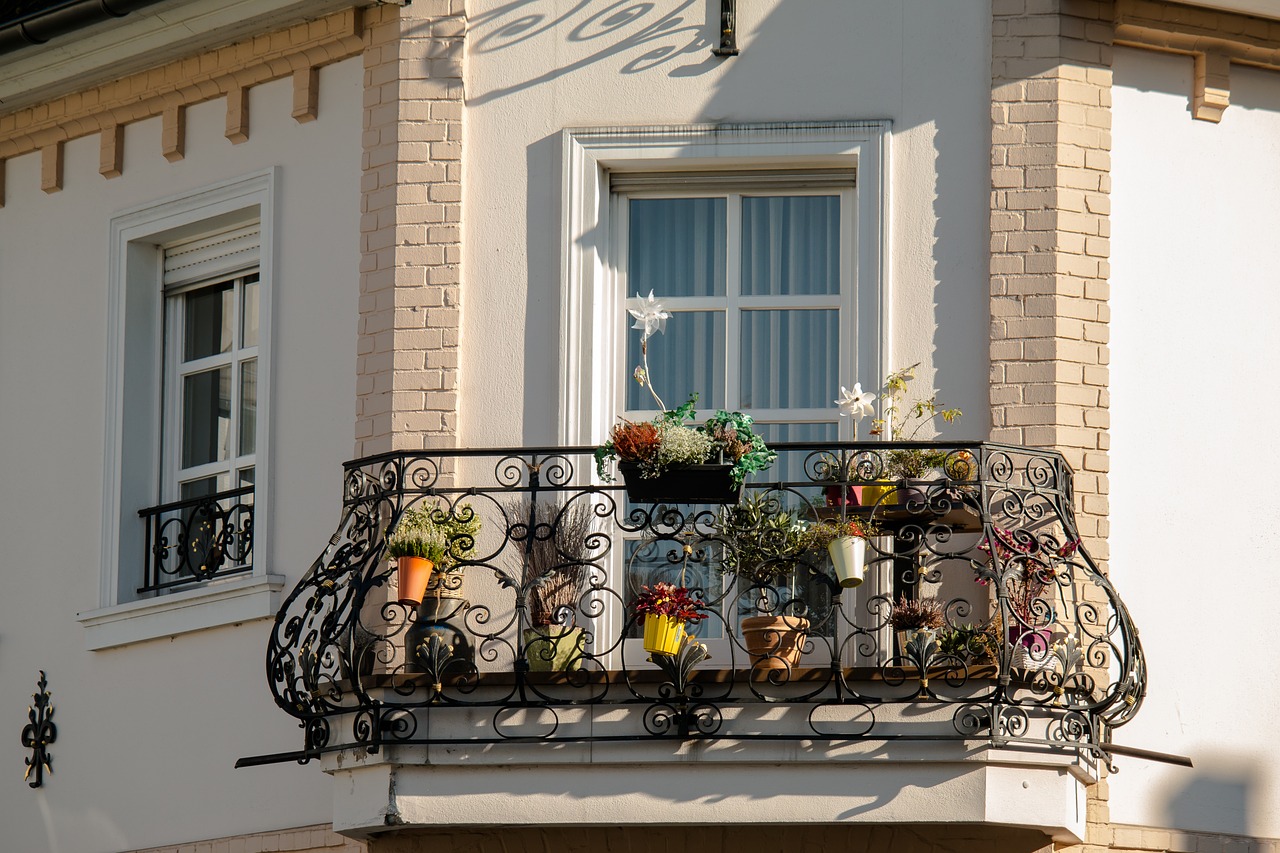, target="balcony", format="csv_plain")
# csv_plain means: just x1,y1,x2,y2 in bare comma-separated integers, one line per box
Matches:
253,441,1145,842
